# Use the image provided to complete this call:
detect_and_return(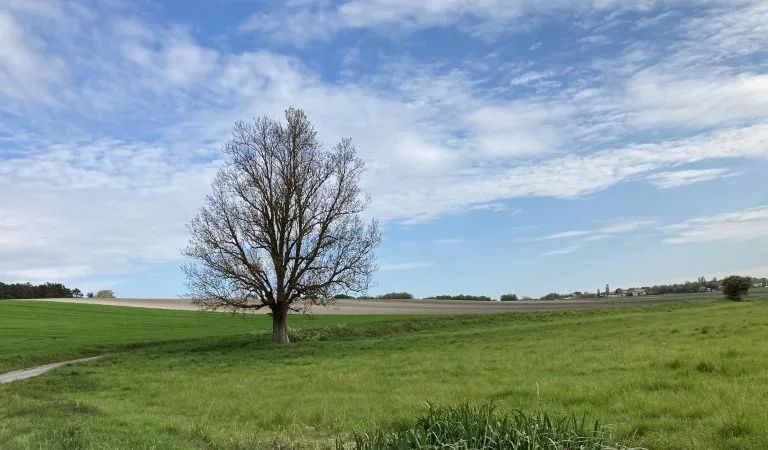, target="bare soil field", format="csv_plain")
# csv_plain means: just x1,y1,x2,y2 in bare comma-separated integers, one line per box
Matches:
20,295,699,314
